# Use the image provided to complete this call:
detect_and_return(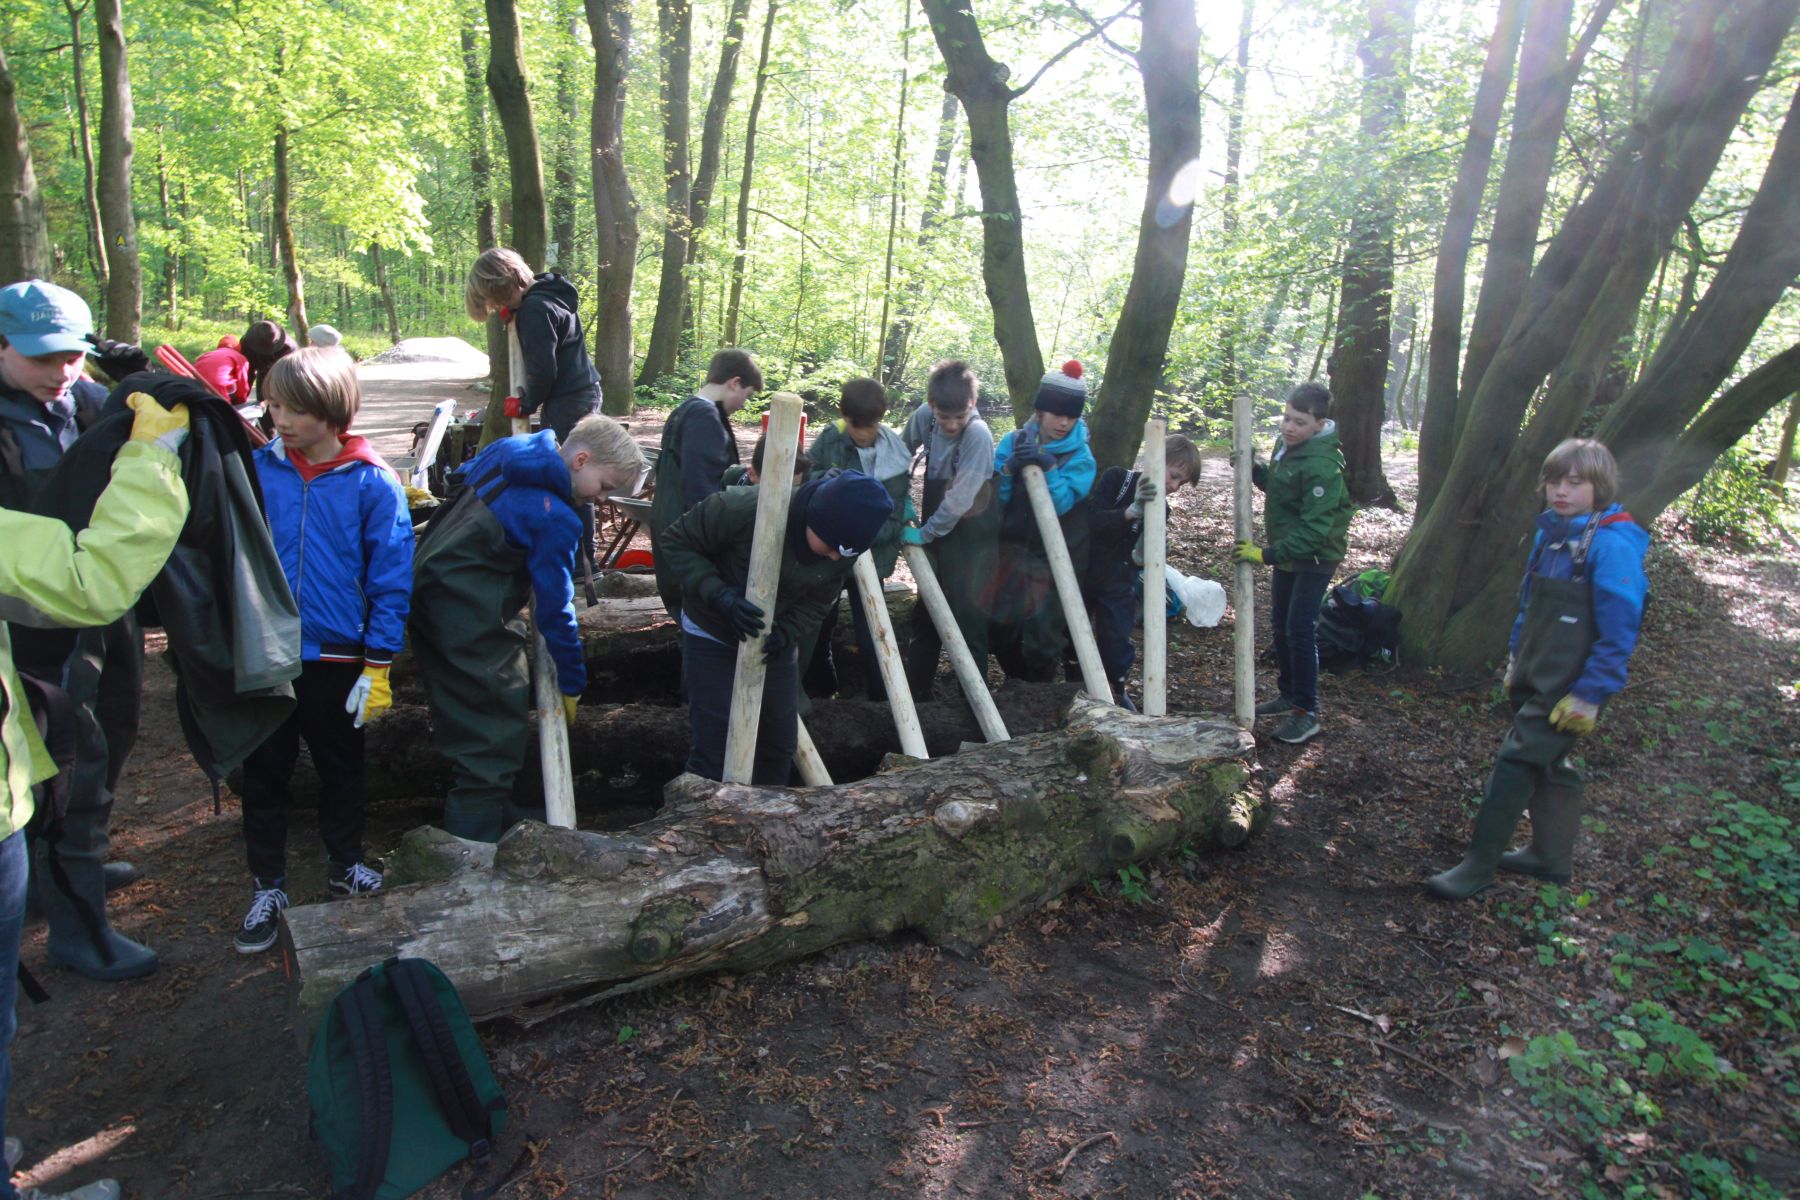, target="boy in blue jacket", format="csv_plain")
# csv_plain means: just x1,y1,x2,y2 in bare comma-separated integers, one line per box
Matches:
236,348,414,953
1428,438,1649,900
987,360,1097,683
410,414,644,844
